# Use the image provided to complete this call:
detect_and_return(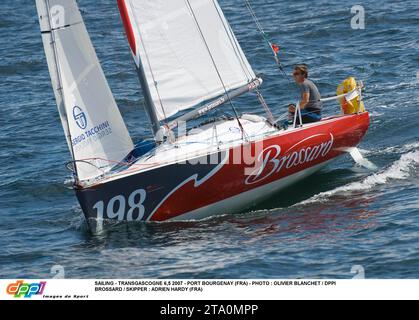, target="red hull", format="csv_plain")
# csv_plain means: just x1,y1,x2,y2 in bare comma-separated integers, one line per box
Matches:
151,113,370,221
76,113,370,227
